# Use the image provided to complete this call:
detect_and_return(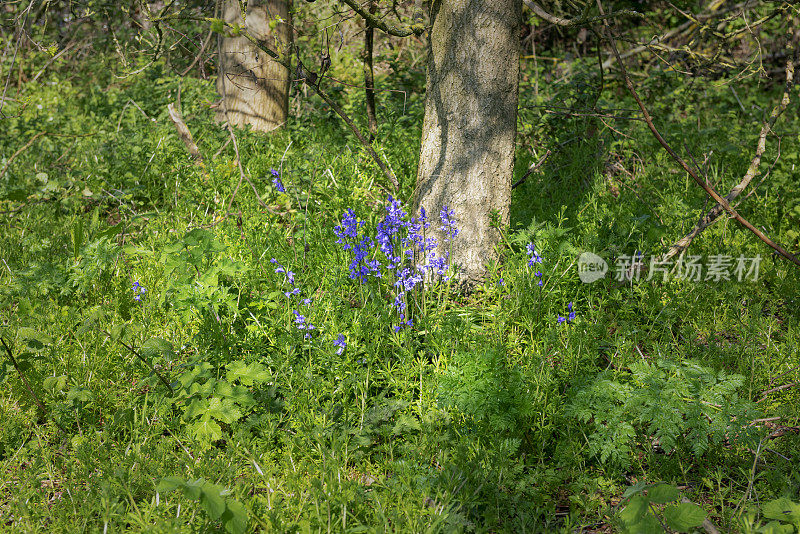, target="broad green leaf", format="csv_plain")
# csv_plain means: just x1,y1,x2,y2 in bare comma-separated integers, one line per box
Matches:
622,481,650,499
16,327,52,351
43,375,67,392
215,381,255,408
205,397,242,425
222,498,249,534
648,483,680,504
181,478,205,500
226,361,271,386
199,483,226,520
140,337,175,360
619,495,650,525
662,502,706,532
190,419,222,444
157,476,186,493
763,498,800,526
757,521,795,534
